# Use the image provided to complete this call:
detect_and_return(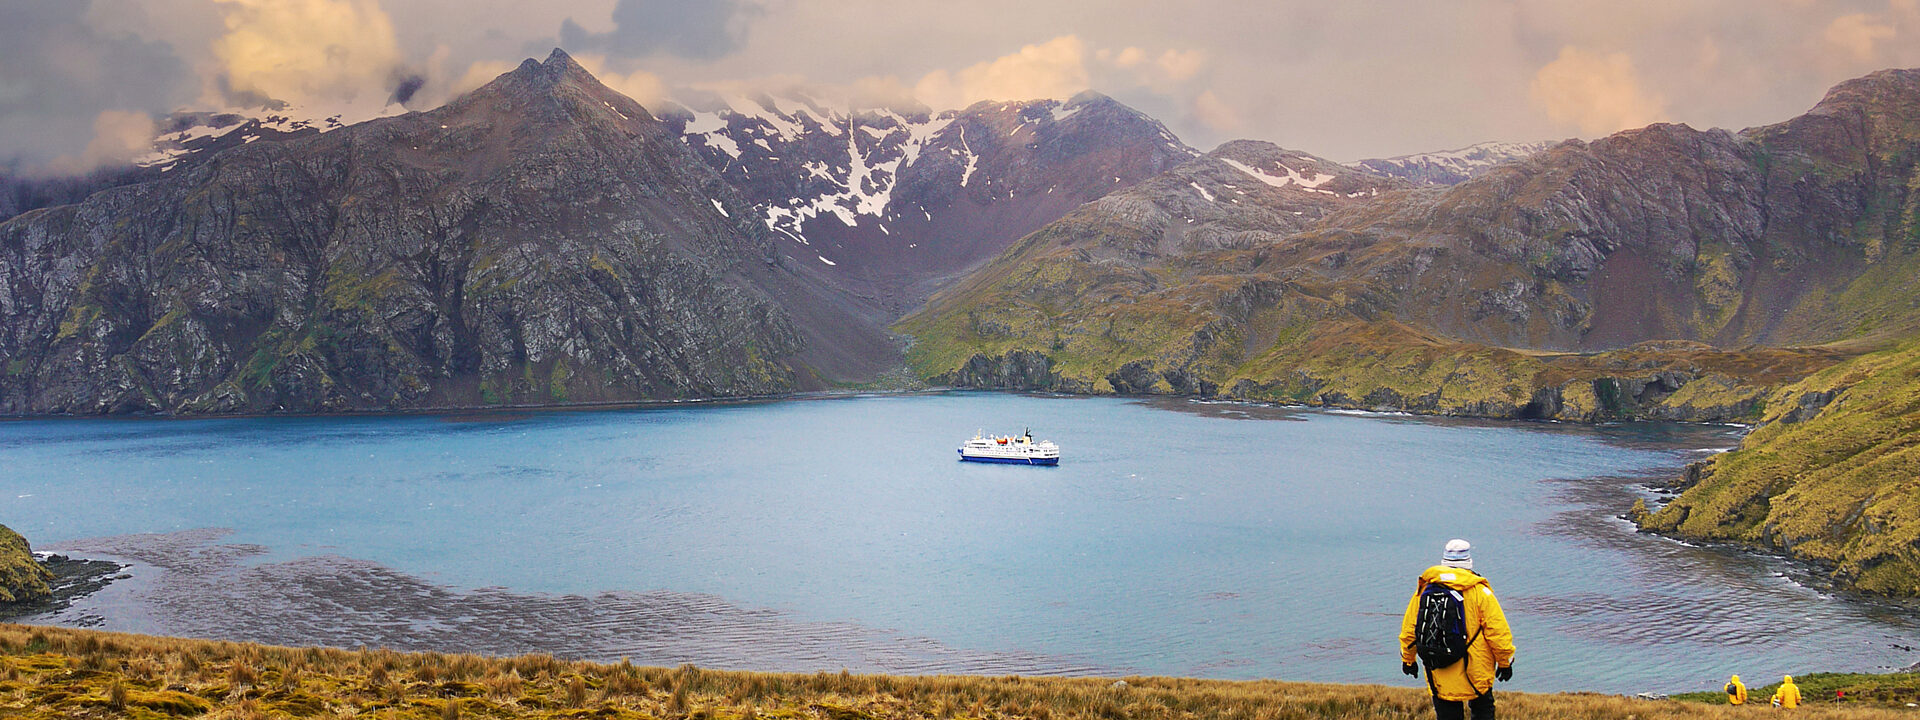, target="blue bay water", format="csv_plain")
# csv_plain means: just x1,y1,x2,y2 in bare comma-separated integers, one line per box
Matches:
1,393,1915,693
